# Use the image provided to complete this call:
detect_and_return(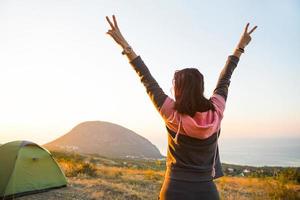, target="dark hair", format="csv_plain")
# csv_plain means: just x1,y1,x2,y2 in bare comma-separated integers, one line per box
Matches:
173,68,216,117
